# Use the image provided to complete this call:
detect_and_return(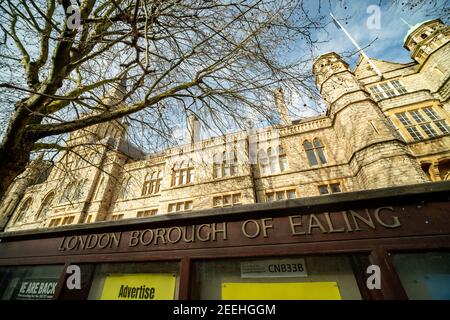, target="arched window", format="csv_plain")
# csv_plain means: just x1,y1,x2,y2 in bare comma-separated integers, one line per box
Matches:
60,181,76,203
213,151,238,179
303,138,327,166
313,138,327,164
118,176,131,199
142,171,163,195
95,176,104,199
258,149,269,175
172,162,180,187
213,153,222,178
155,171,163,193
188,161,195,183
36,192,55,220
142,172,154,195
172,160,194,186
278,146,289,172
73,179,87,201
268,147,277,173
15,197,32,223
421,33,428,39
